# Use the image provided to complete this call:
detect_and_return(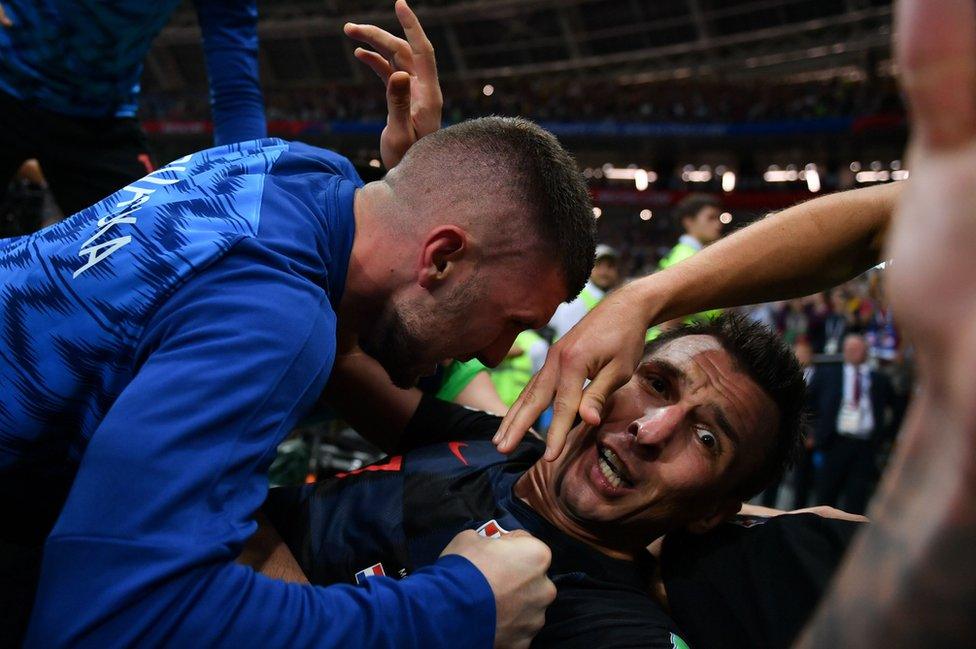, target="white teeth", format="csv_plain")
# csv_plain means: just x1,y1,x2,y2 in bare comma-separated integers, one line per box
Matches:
598,455,623,488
